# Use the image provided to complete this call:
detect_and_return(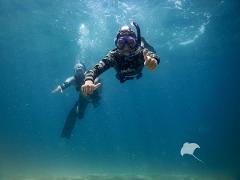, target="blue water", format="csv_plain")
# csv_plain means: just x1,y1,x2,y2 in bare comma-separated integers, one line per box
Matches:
0,0,240,179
